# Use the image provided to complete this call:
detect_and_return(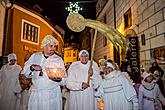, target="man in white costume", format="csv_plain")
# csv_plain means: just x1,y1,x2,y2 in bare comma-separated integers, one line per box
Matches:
66,50,101,110
0,53,22,110
96,59,139,110
22,35,65,110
